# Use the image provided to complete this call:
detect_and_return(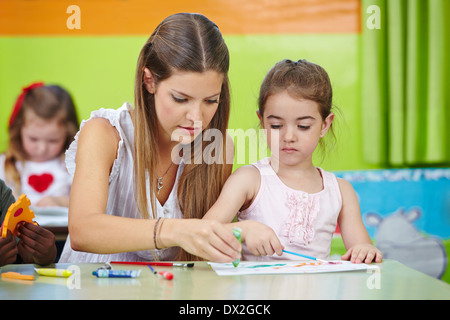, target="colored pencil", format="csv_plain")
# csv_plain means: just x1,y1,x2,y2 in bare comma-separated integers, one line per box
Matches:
110,261,194,267
282,250,327,263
